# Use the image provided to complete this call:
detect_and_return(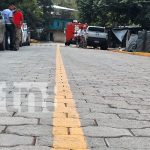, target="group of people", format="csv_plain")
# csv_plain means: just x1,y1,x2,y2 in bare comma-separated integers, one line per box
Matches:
2,3,24,51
